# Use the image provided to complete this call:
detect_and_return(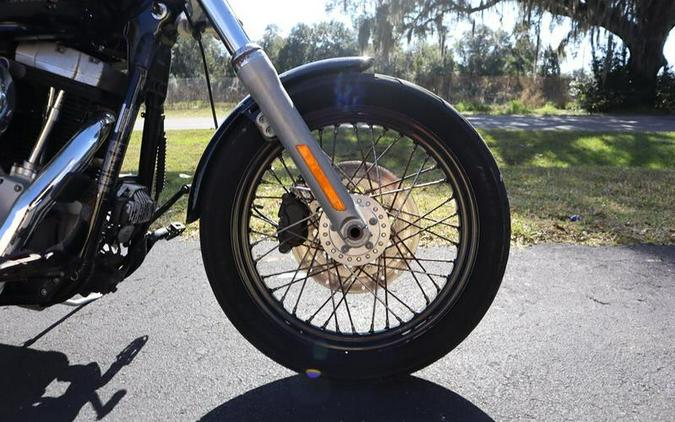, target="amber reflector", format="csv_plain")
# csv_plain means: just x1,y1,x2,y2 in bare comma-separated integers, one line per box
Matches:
296,144,346,211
